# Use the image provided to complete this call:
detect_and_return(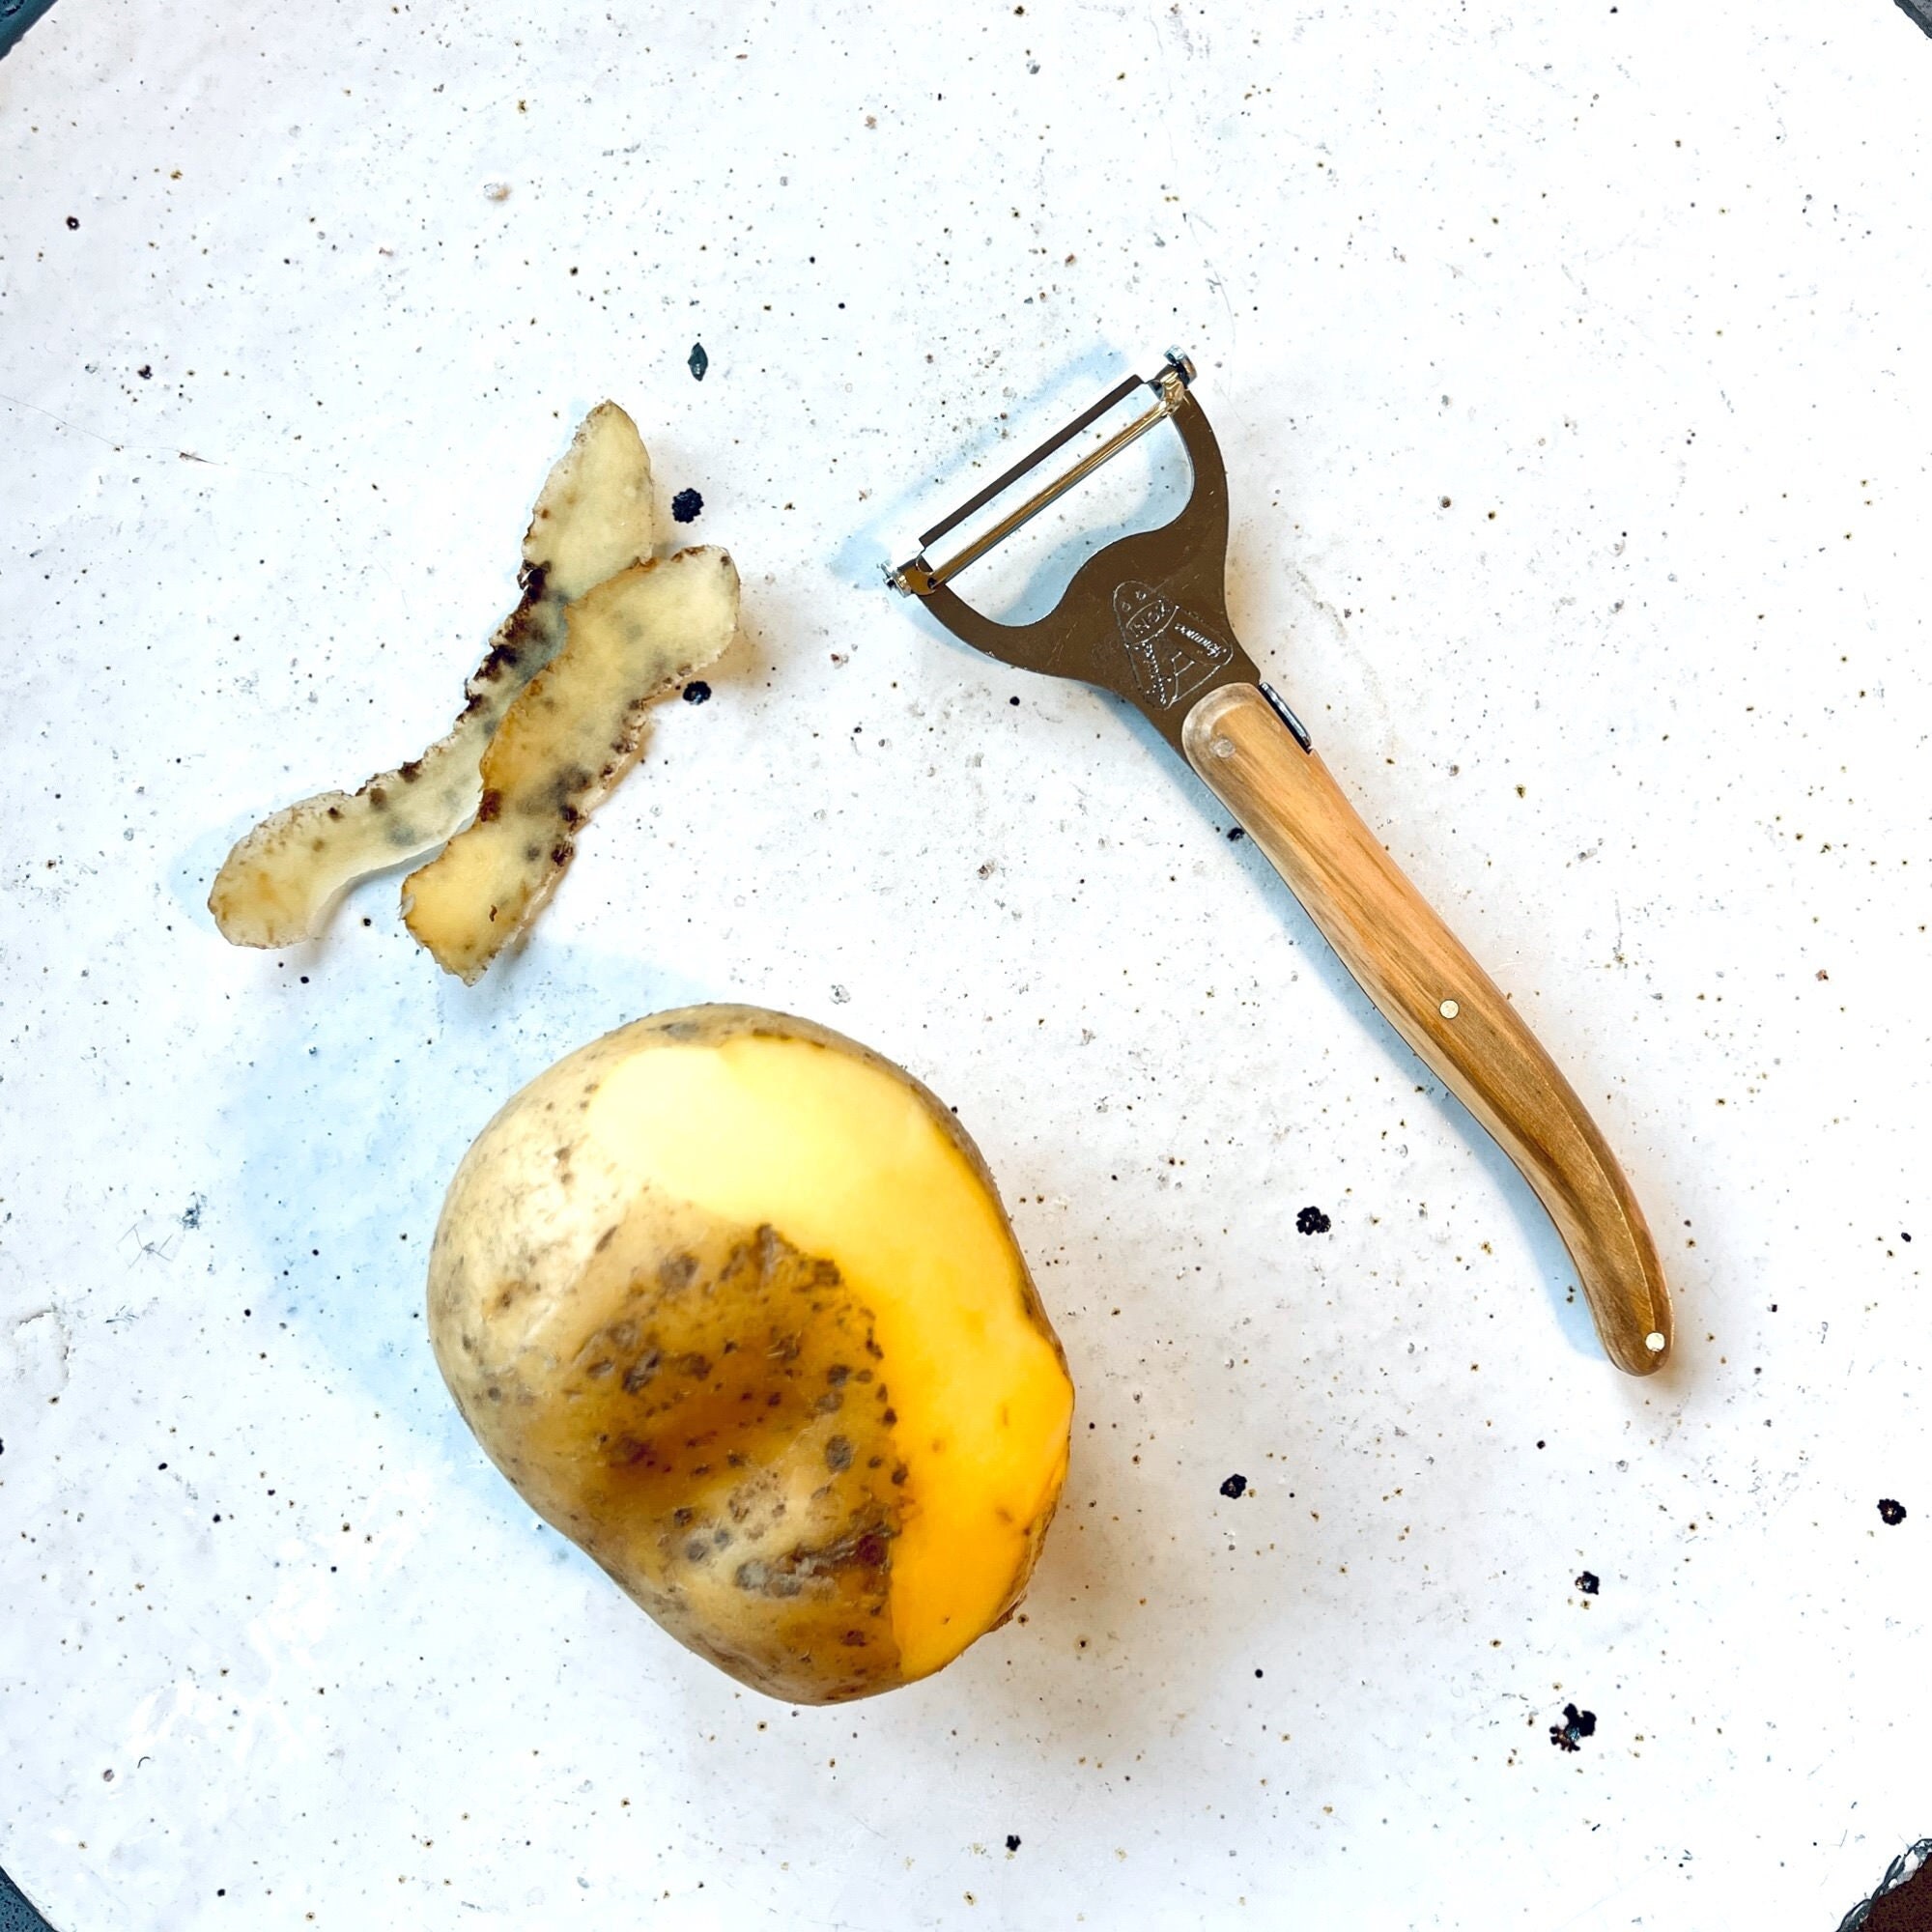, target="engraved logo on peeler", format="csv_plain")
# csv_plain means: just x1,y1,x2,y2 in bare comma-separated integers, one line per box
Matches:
1112,582,1235,710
